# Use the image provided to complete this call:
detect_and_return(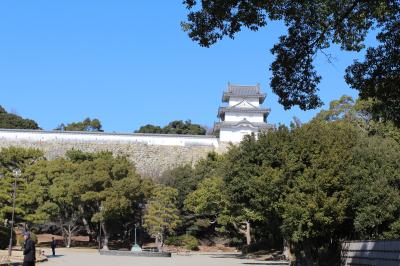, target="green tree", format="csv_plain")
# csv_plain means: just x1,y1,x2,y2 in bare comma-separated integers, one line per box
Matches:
347,136,400,239
0,147,44,221
143,185,181,251
160,164,196,208
55,118,103,132
70,151,145,249
184,176,231,231
182,1,400,125
0,106,40,129
49,169,82,247
162,120,206,135
345,19,400,126
136,120,206,135
278,121,359,265
135,124,163,134
219,135,277,246
21,158,84,247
